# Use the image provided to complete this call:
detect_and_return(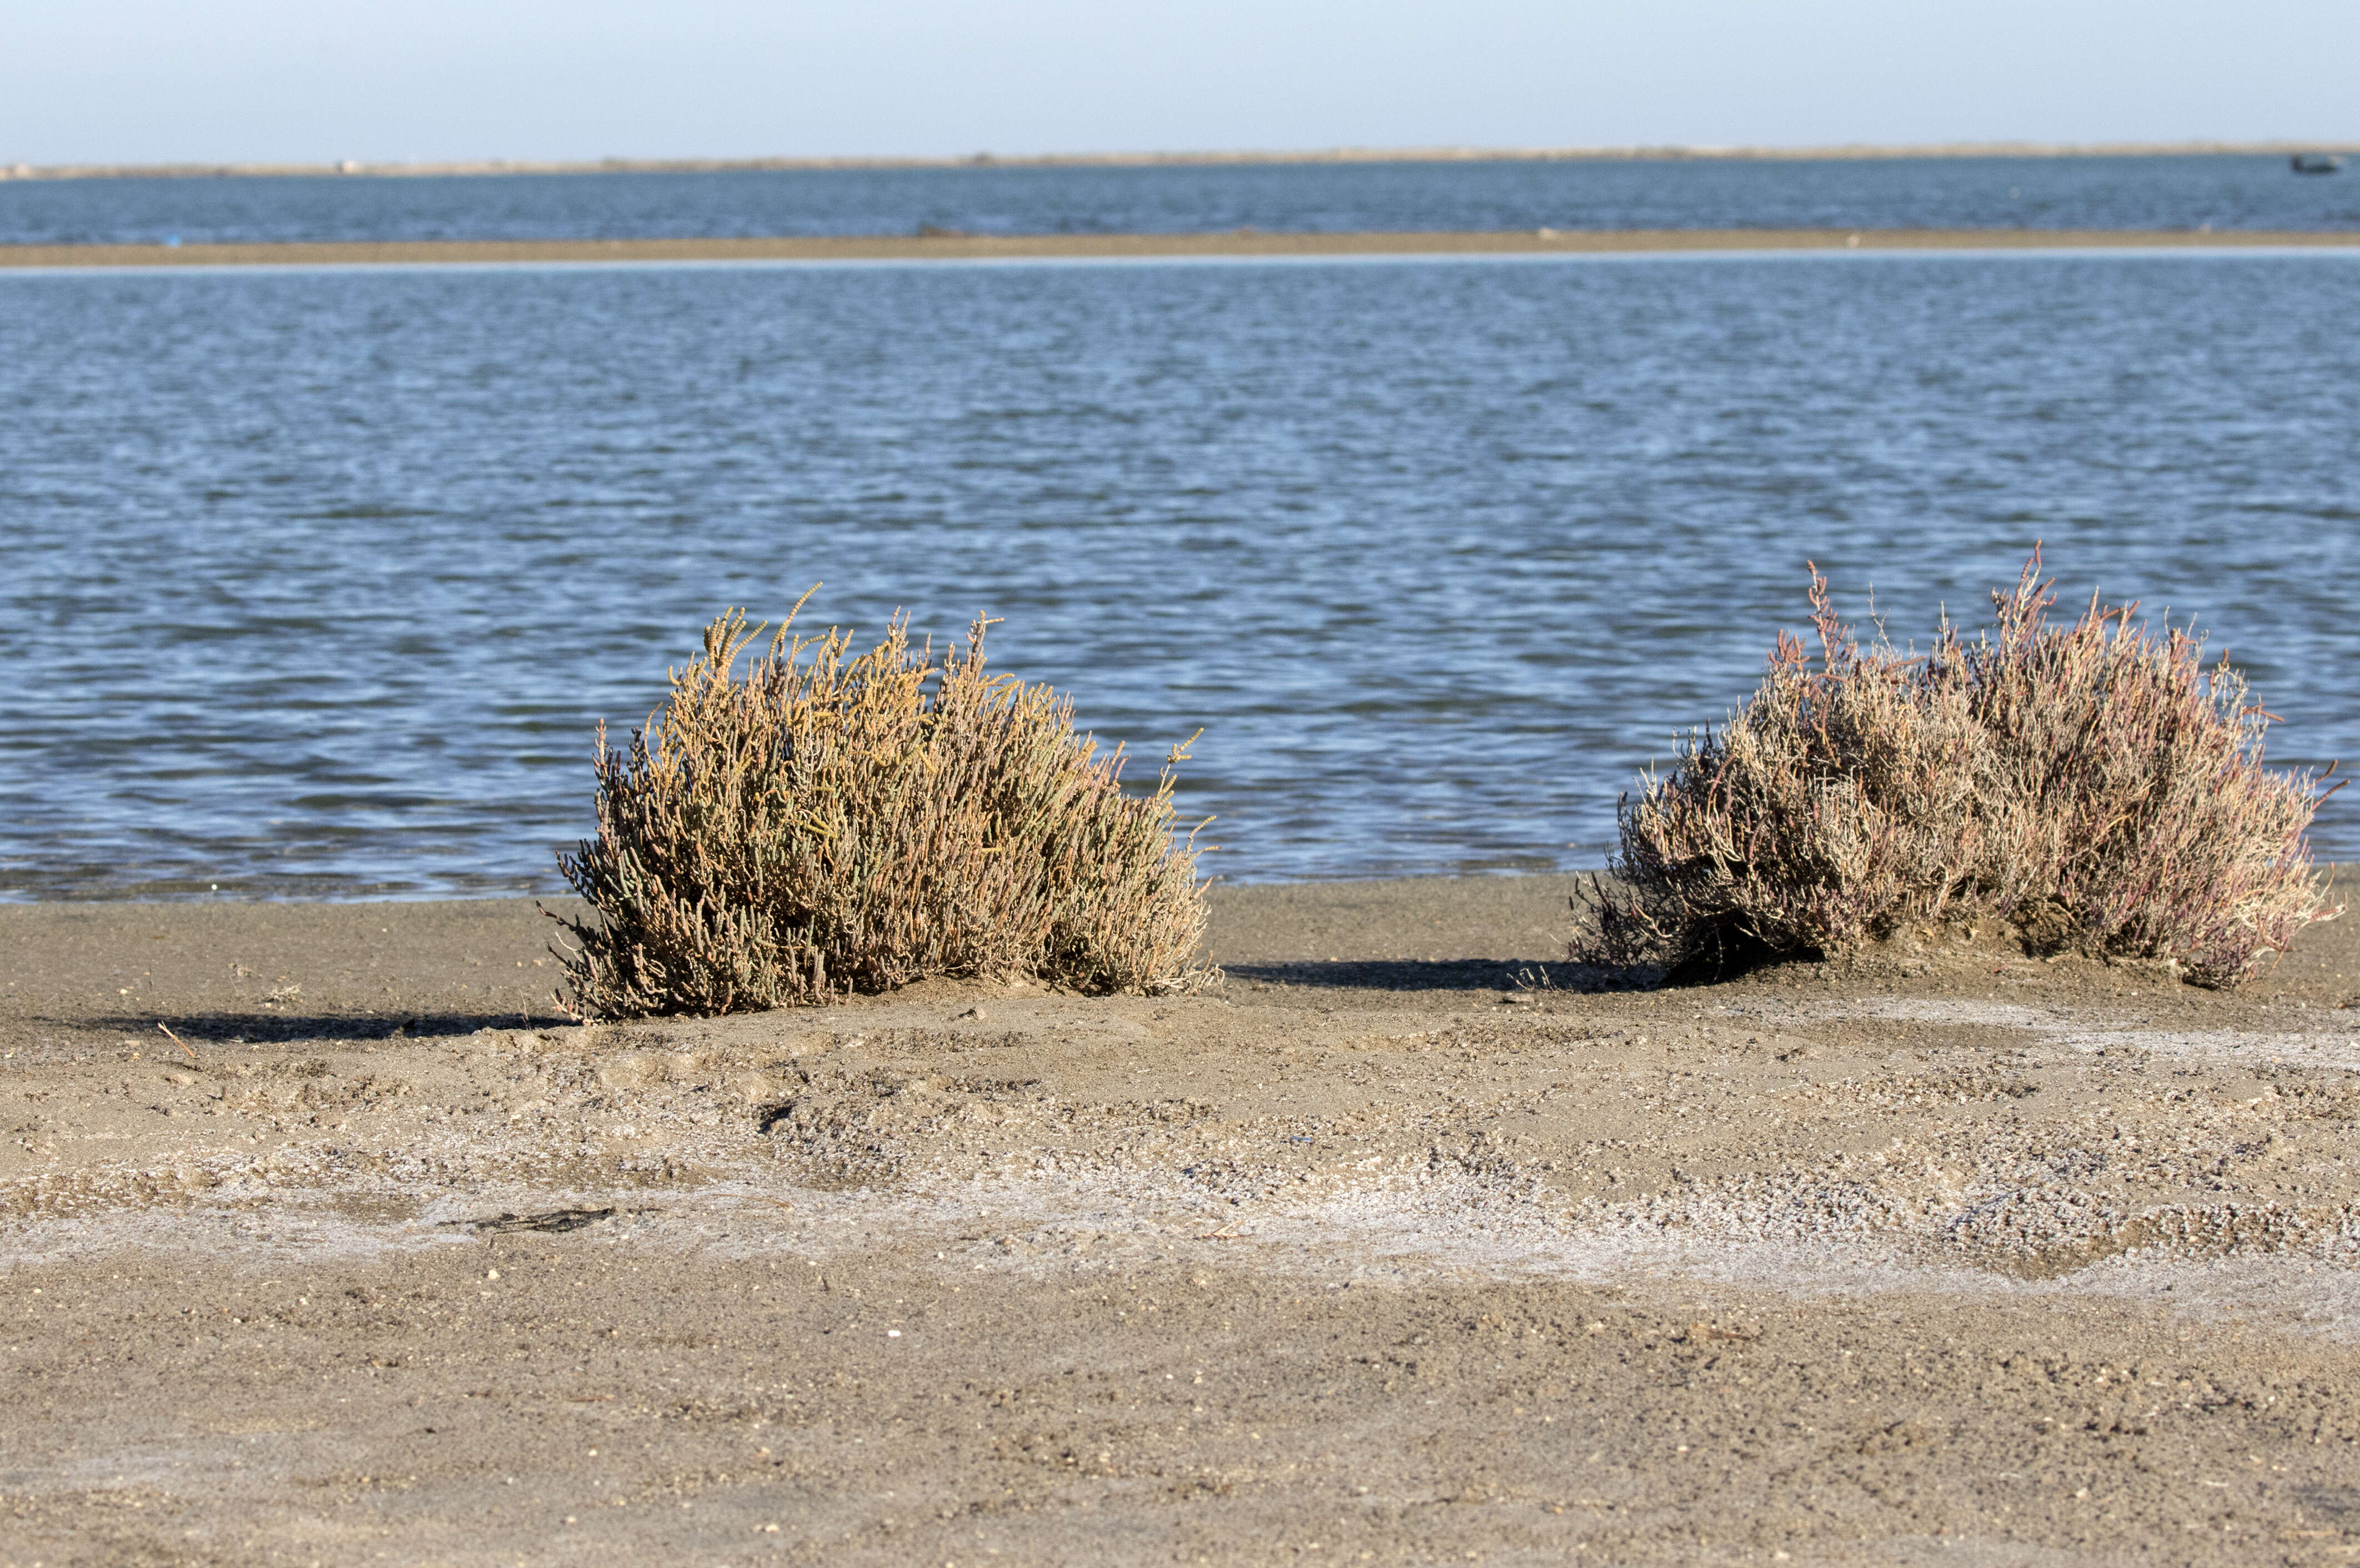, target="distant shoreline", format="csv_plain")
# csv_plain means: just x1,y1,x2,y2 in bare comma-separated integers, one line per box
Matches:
6,227,2359,270
4,140,2357,183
